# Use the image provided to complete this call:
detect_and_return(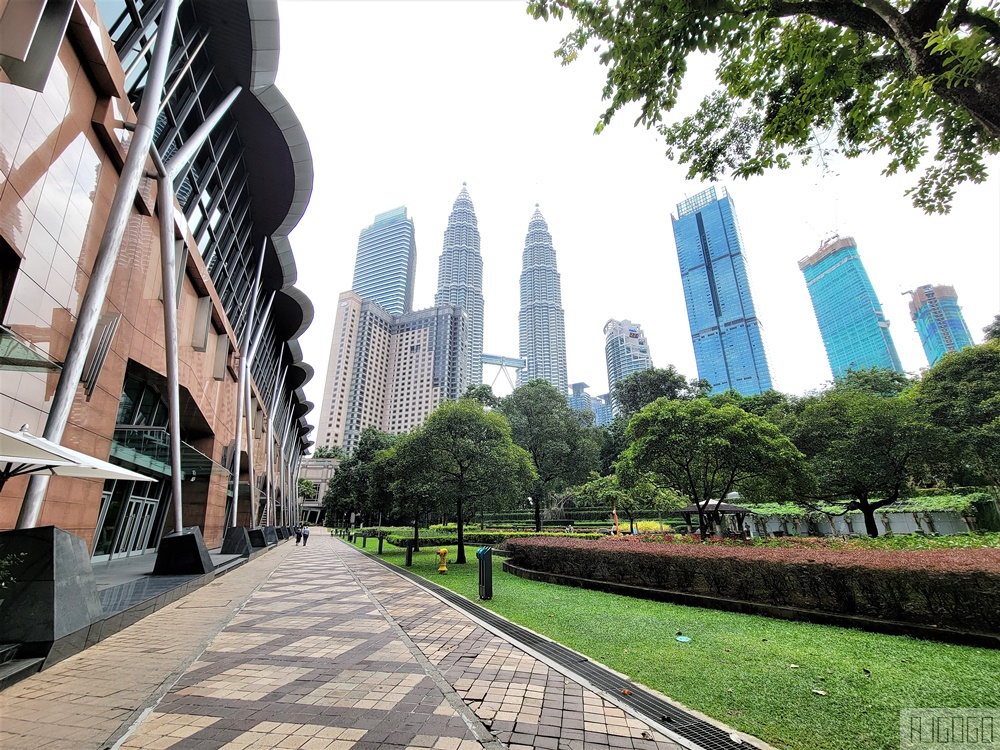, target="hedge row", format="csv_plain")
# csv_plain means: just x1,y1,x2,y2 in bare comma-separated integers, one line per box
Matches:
504,537,1000,634
385,531,602,548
